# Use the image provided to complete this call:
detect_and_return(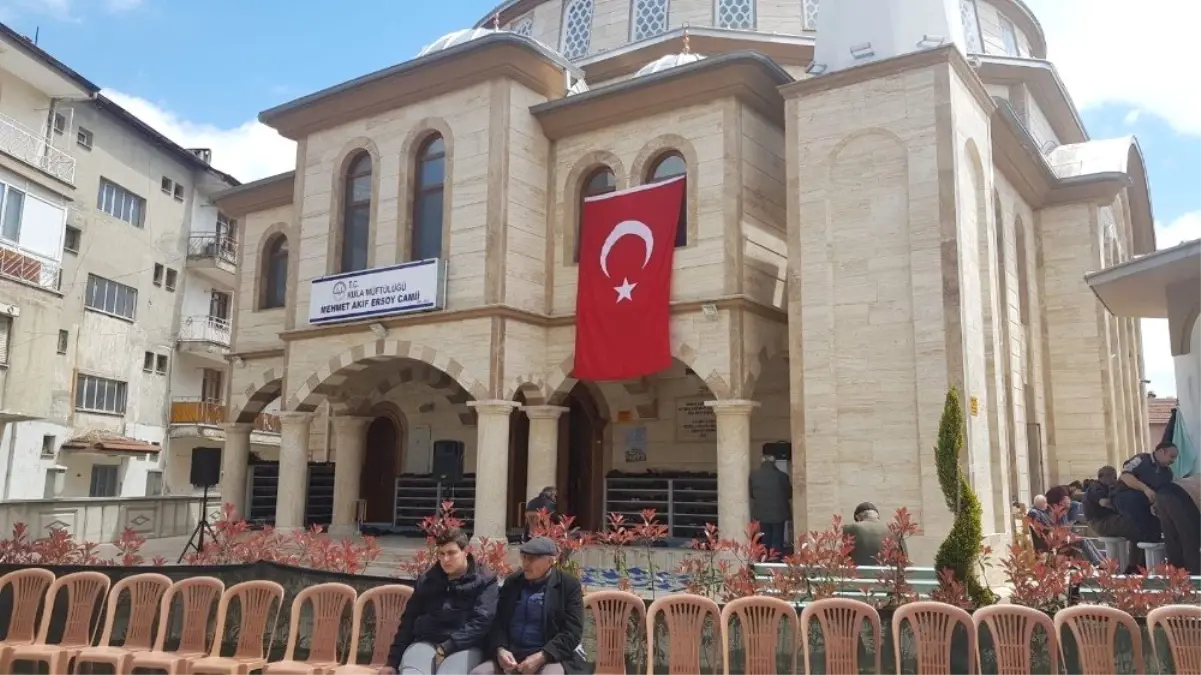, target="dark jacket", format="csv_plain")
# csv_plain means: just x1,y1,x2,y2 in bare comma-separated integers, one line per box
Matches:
842,520,895,566
749,461,791,523
387,556,499,667
487,569,585,673
1083,481,1118,521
